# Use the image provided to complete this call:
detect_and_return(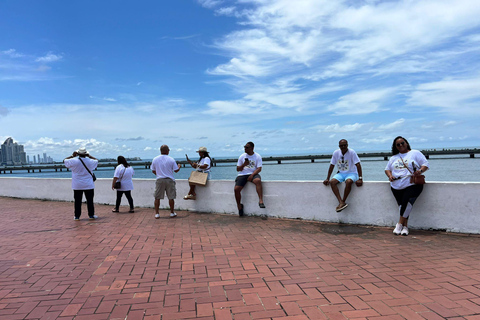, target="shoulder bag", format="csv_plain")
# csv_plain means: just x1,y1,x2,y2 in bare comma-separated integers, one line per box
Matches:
399,156,425,185
114,167,126,189
79,158,97,181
